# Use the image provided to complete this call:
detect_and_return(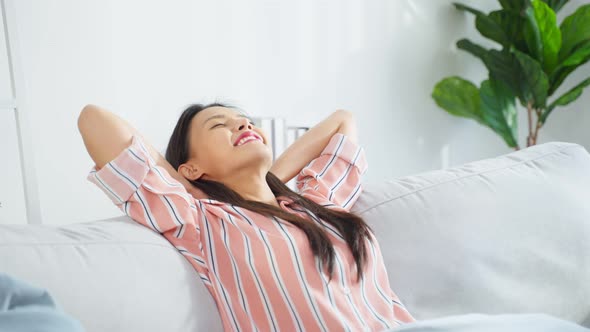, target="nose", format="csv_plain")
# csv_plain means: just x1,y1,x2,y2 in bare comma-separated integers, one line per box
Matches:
235,117,253,131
